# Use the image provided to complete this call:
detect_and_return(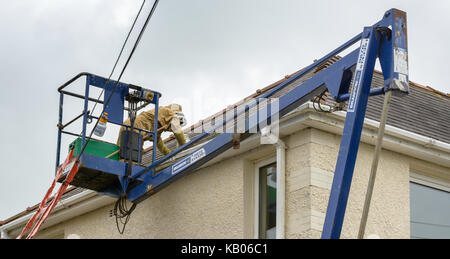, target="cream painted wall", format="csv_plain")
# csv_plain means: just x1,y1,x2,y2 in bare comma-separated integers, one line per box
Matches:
284,127,411,239
37,153,248,239
34,126,448,239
